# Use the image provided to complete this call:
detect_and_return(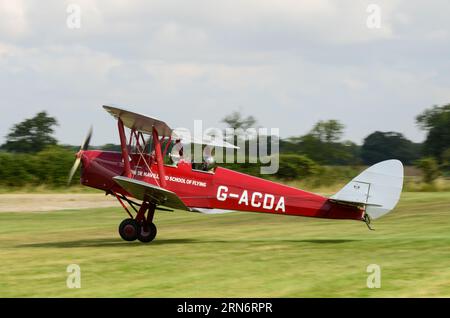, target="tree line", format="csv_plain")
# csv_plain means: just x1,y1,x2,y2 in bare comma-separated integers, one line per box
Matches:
0,104,449,187
221,105,449,183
